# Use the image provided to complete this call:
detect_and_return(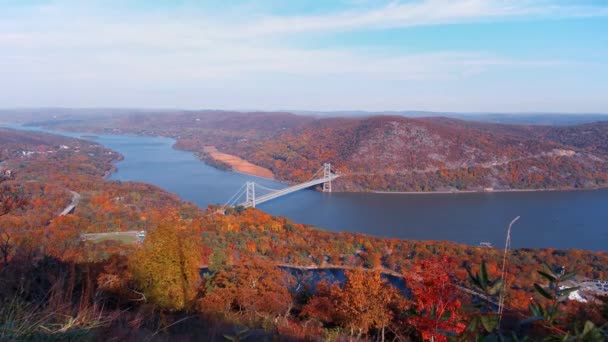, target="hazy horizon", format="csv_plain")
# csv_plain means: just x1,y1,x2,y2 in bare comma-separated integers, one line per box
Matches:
2,0,607,112
1,107,608,116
